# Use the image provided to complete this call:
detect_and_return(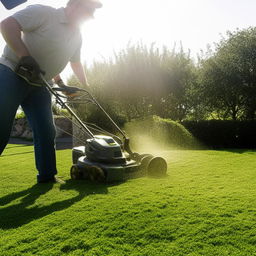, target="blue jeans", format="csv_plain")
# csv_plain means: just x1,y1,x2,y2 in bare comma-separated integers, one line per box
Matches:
0,64,57,182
